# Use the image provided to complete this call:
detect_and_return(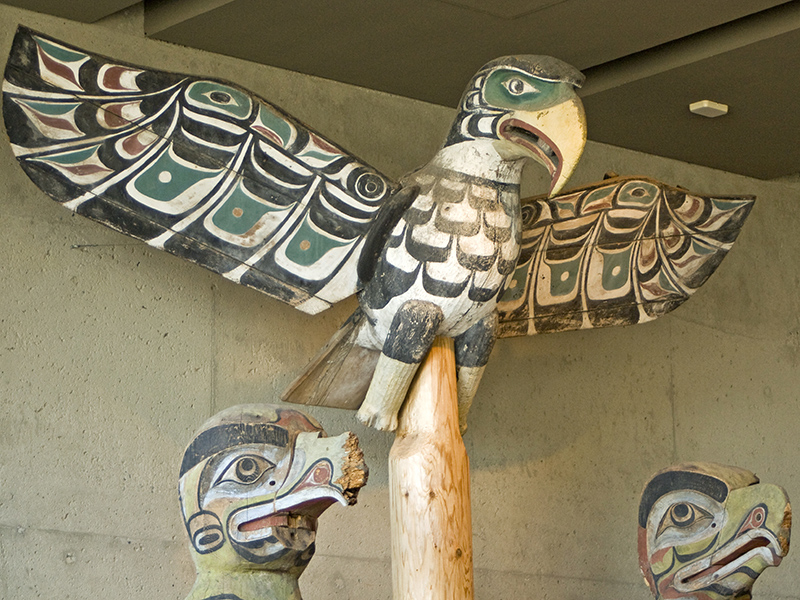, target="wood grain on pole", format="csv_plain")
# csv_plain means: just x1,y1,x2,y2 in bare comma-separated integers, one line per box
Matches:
389,336,473,600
